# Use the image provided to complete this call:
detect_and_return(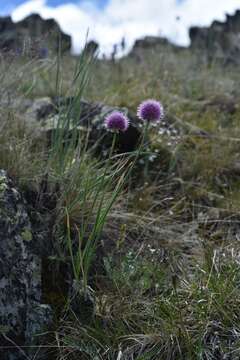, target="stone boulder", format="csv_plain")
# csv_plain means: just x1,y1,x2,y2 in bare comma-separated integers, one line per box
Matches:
22,96,212,186
0,170,52,360
24,97,142,155
23,96,210,159
0,13,71,56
